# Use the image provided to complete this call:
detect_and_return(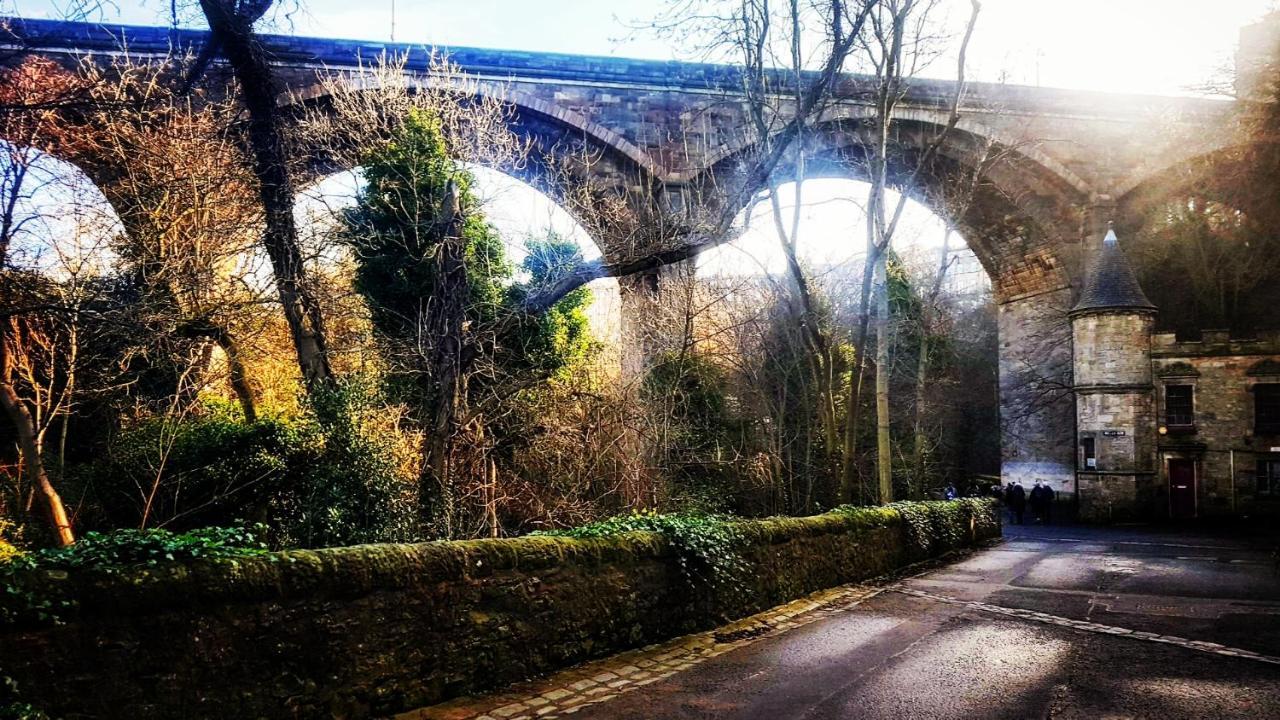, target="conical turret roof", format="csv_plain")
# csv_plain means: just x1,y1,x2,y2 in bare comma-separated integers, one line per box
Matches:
1071,227,1156,315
